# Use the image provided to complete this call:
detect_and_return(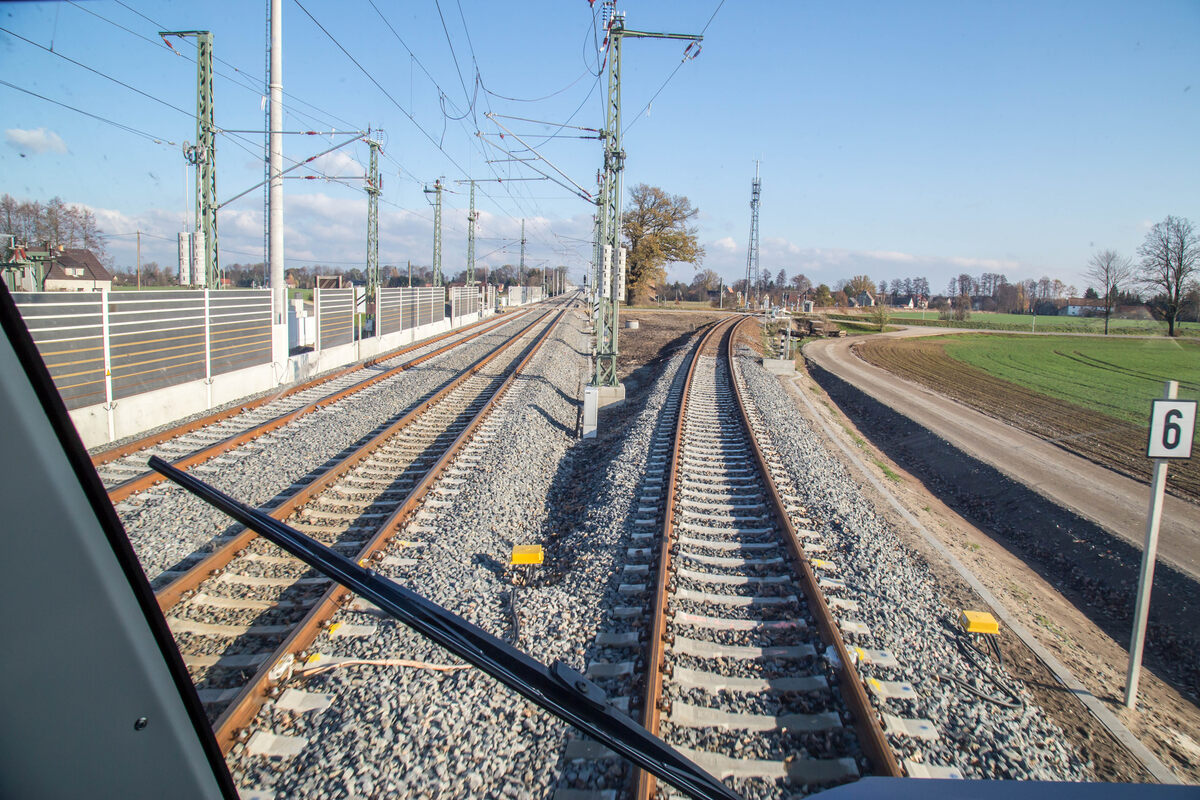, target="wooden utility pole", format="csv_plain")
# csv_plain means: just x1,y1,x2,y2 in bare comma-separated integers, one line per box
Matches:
136,229,141,289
